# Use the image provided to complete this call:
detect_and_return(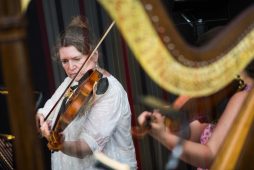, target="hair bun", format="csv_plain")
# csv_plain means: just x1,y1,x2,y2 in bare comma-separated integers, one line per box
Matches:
69,16,89,30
